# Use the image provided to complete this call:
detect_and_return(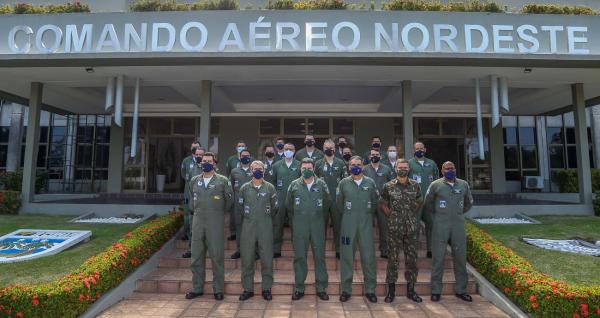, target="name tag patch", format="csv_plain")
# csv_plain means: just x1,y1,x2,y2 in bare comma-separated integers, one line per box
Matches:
208,184,215,189
453,189,463,194
277,180,283,188
295,197,300,205
413,175,422,184
317,199,323,207
439,200,447,209
244,205,250,214
345,201,352,210
458,201,464,208
377,172,383,177
238,198,244,204
362,186,369,191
